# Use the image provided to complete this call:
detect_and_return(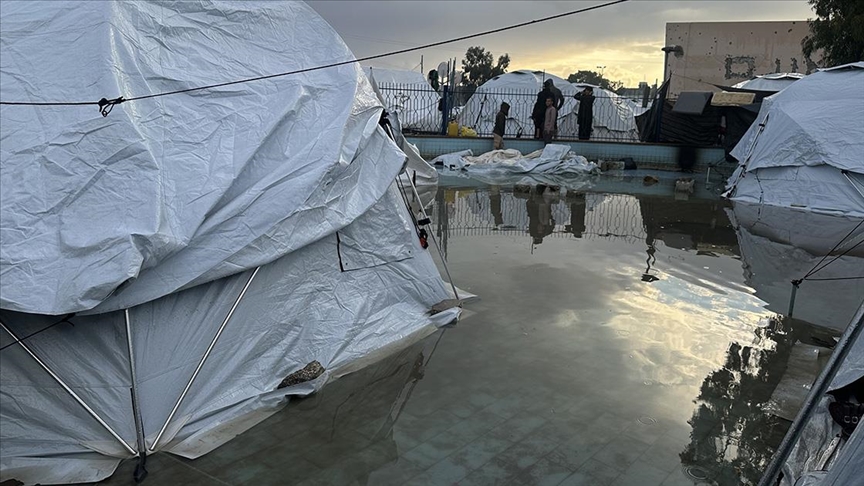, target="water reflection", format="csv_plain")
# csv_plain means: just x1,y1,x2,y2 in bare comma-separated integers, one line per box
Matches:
430,181,854,486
